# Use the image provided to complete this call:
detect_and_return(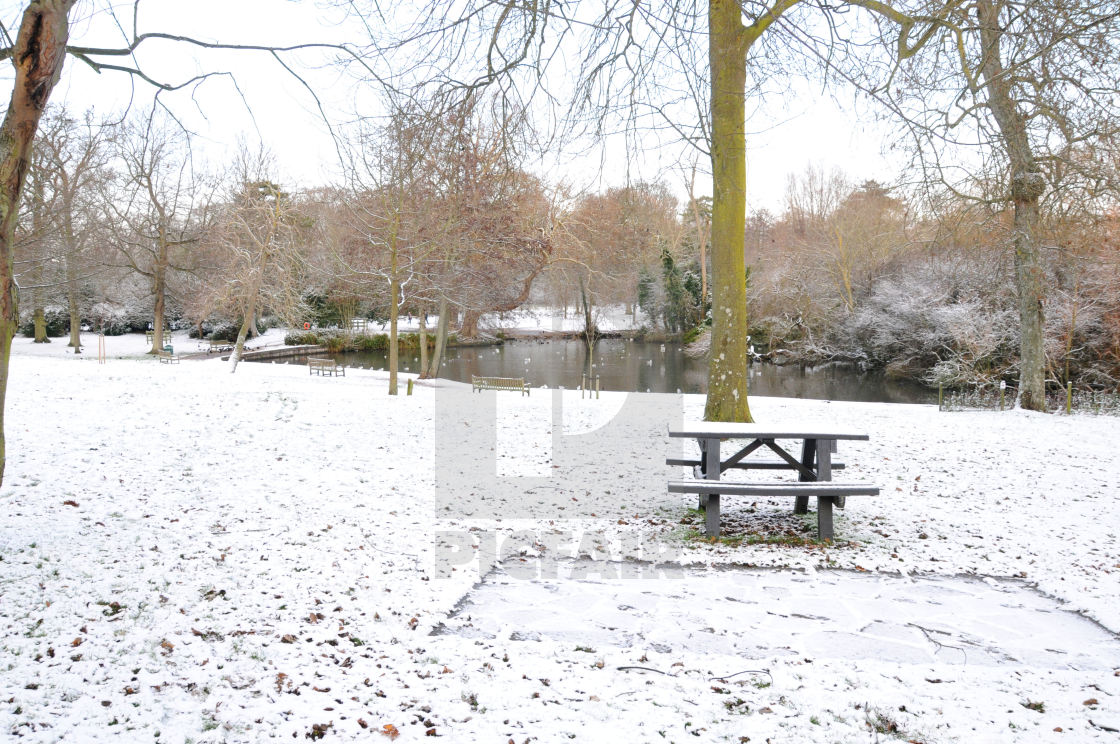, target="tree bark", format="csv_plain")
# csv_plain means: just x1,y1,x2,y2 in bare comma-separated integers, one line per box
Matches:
62,191,82,350
976,0,1047,411
704,0,752,423
229,289,259,374
418,305,429,378
151,264,166,353
425,296,449,378
388,234,400,395
0,0,75,486
148,230,170,353
459,308,480,338
32,306,47,341
65,253,80,349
